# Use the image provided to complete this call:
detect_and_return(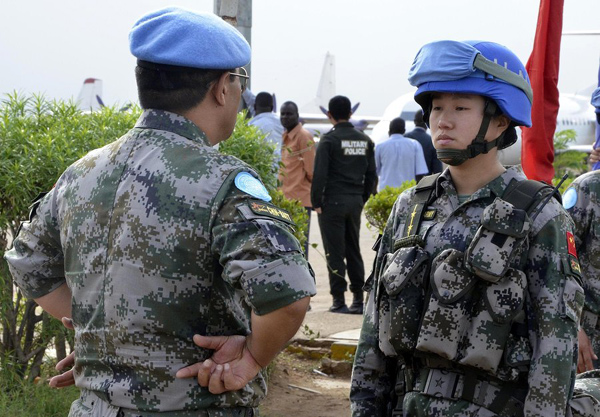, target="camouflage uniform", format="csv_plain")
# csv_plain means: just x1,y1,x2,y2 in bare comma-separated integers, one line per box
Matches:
5,110,316,416
564,171,600,363
350,166,583,417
